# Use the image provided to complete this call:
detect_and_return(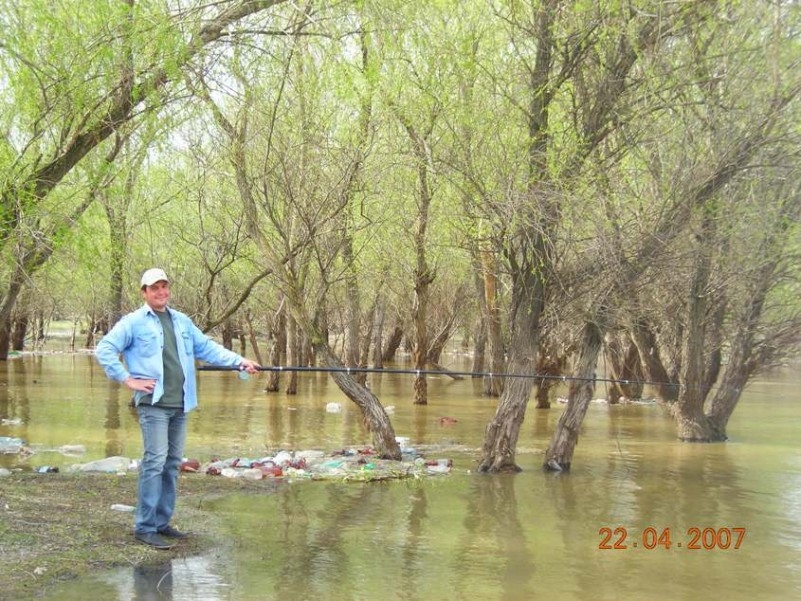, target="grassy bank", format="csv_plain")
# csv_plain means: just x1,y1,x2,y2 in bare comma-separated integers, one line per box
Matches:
0,472,277,600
